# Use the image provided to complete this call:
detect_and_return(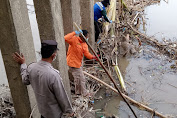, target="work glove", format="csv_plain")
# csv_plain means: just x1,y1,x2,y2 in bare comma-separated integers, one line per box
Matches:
75,30,83,35
86,38,89,42
92,55,100,61
109,20,113,23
